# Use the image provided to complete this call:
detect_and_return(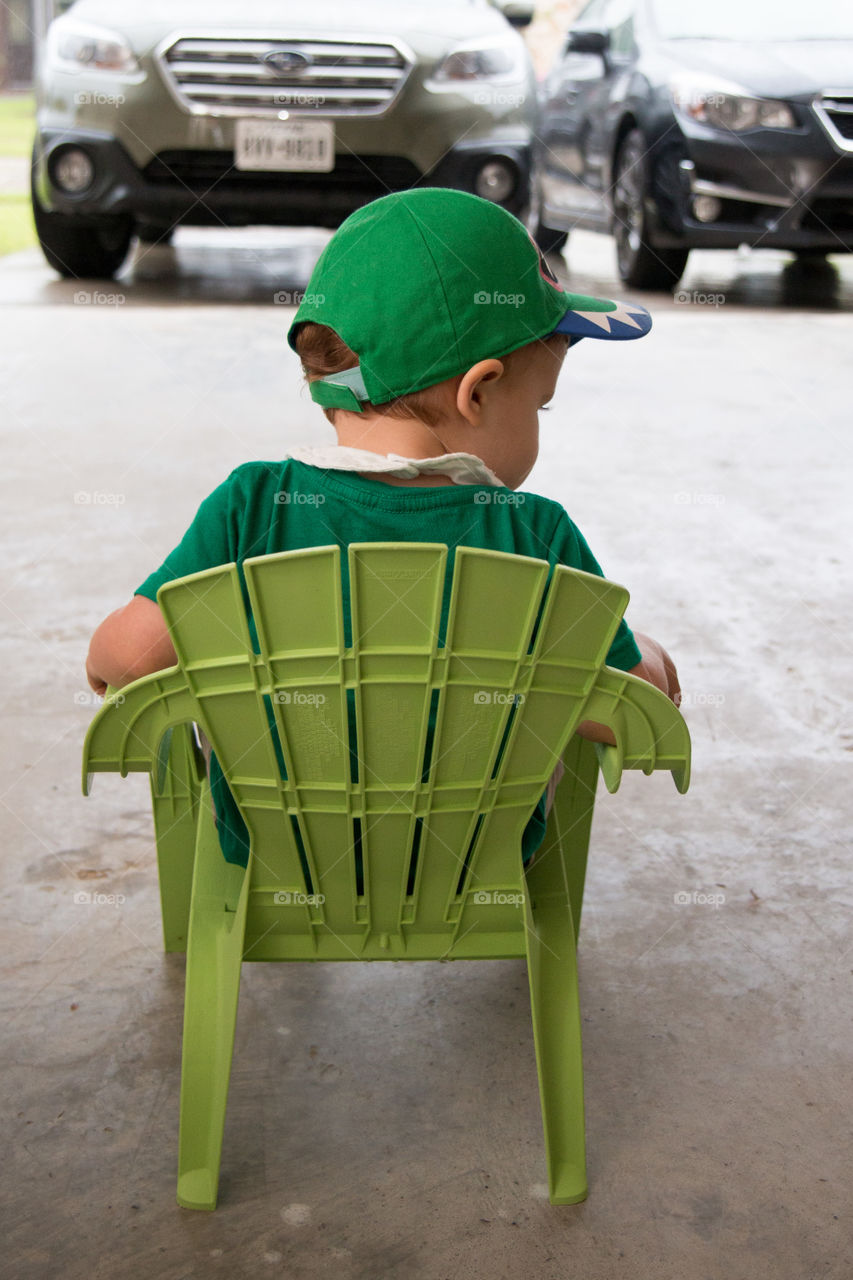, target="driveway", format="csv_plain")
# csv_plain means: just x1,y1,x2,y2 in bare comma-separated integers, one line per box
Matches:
1,228,851,1280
